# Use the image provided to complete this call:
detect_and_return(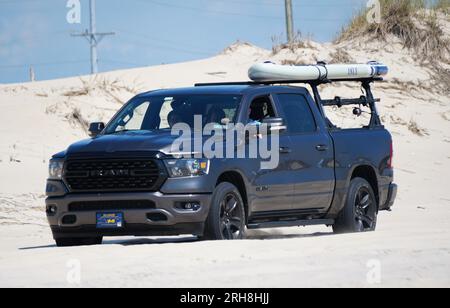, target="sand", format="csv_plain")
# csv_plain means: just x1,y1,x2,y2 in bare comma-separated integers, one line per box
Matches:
0,18,449,287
